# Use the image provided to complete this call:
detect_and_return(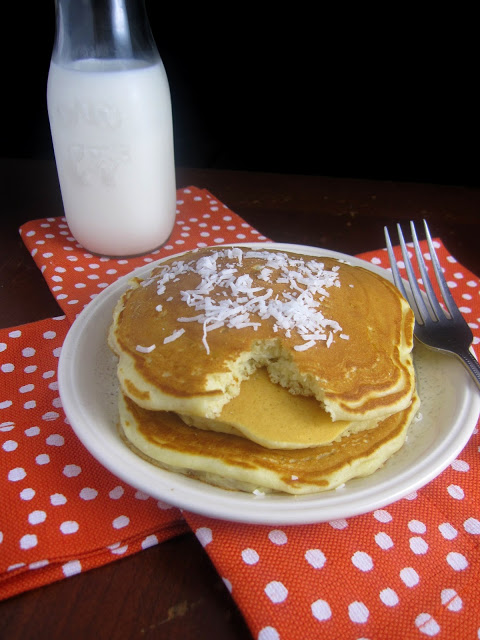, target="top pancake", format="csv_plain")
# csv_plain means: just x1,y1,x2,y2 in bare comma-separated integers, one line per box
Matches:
108,246,415,421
